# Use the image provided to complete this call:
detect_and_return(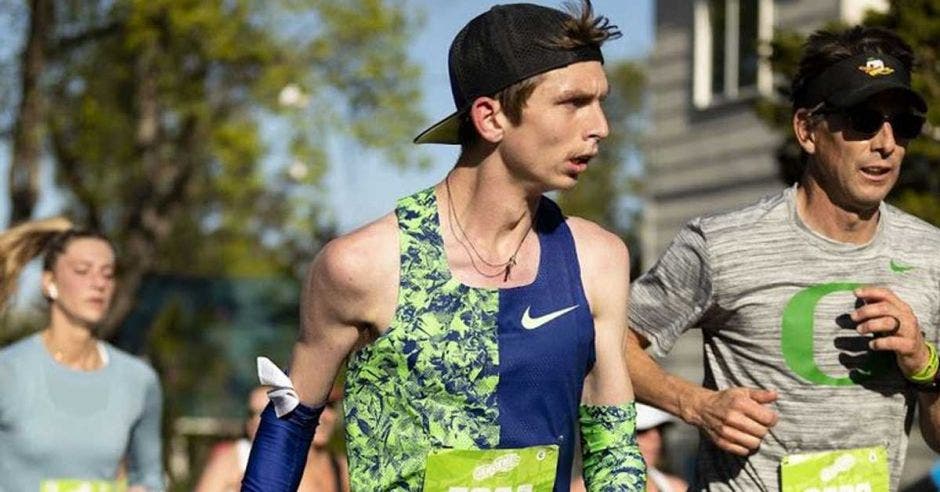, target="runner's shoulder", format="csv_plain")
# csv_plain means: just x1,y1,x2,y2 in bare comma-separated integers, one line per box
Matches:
103,342,160,387
311,213,399,298
692,189,789,238
565,217,628,254
885,202,940,243
564,216,629,272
